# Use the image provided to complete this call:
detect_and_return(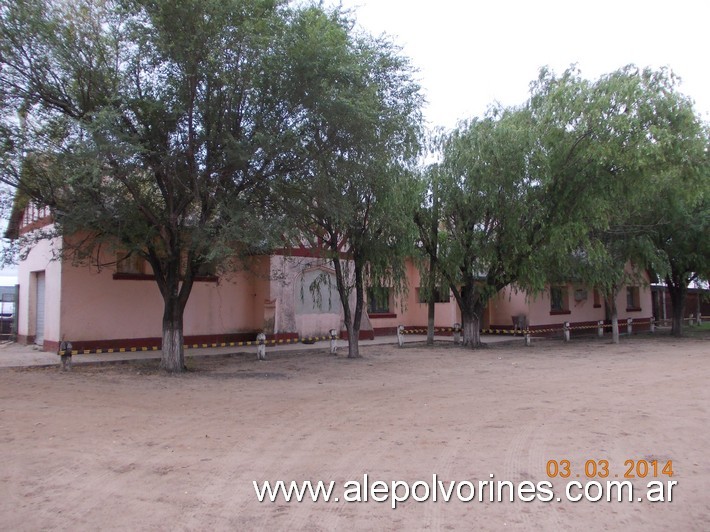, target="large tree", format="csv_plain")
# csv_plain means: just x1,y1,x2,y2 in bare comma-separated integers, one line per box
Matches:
535,66,710,341
434,107,557,347
430,65,708,348
413,162,443,345
642,129,710,336
277,6,423,358
432,70,609,348
0,0,370,371
654,193,710,335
